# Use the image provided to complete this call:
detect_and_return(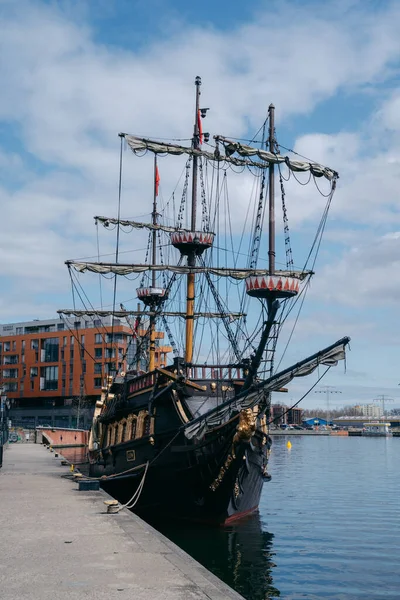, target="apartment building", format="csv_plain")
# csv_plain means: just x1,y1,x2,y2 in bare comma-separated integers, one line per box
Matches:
354,403,383,418
0,316,171,429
